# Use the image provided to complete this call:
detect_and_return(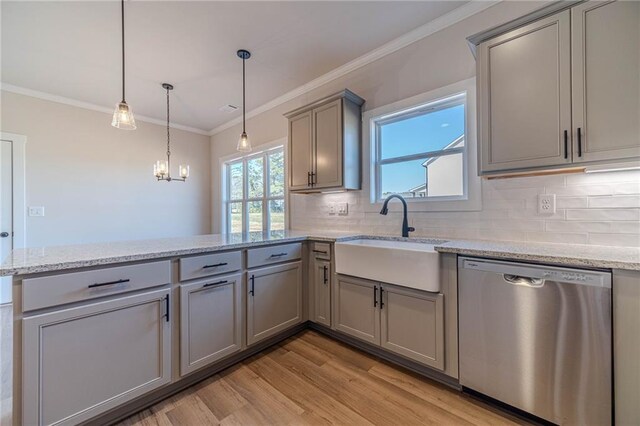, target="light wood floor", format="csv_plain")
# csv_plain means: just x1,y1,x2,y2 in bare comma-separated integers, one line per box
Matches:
0,306,527,426
118,330,528,426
